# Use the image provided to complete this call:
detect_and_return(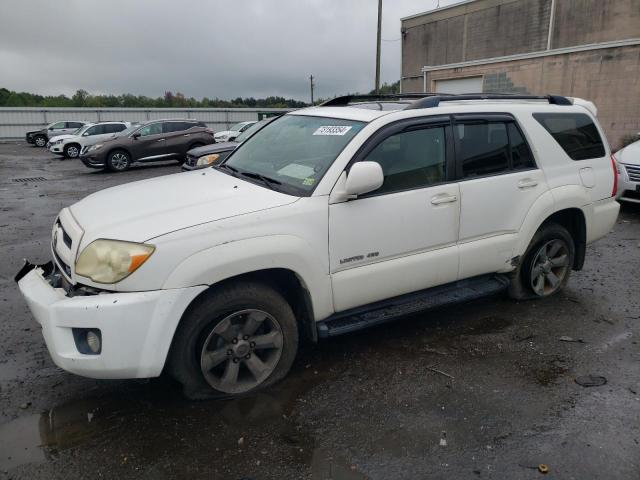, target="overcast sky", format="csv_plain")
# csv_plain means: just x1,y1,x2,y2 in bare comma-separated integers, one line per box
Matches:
0,0,461,101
